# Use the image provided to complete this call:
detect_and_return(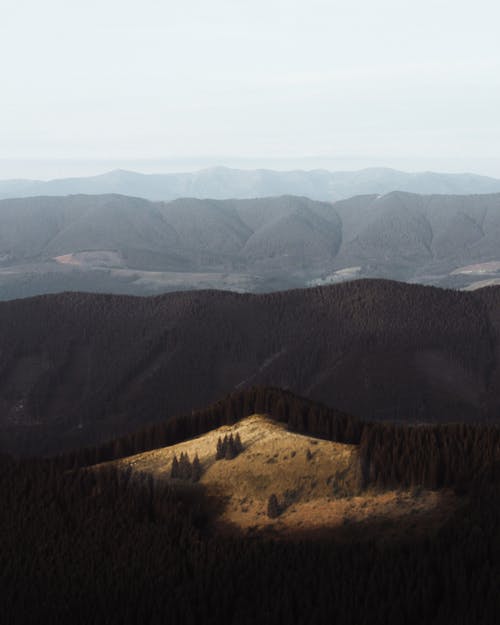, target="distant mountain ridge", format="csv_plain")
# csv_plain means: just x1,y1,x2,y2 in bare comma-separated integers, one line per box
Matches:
2,191,500,298
2,166,500,202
